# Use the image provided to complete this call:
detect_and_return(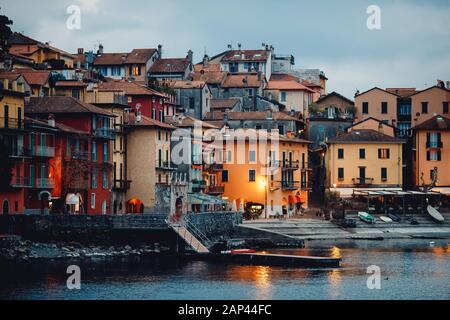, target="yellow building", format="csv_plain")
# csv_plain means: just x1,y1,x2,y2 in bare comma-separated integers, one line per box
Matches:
0,77,26,130
124,115,176,213
326,129,404,197
220,129,310,218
